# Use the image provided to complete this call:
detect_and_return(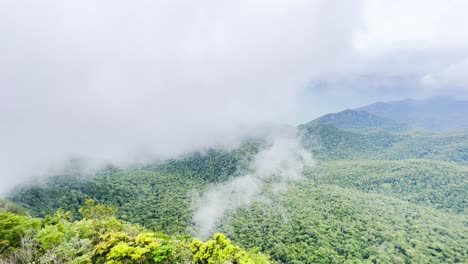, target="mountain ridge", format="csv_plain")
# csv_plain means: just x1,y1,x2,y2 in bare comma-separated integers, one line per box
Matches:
3,96,468,263
356,96,468,131
302,109,407,132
